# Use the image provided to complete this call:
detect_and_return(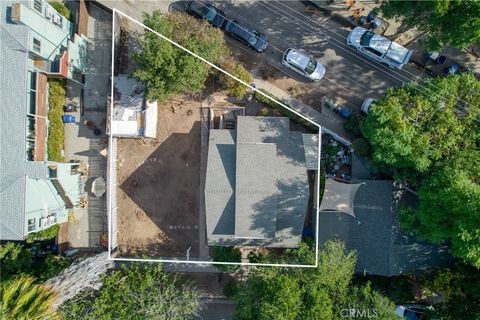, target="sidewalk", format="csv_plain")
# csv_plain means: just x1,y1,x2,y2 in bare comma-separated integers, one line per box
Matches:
253,77,354,145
